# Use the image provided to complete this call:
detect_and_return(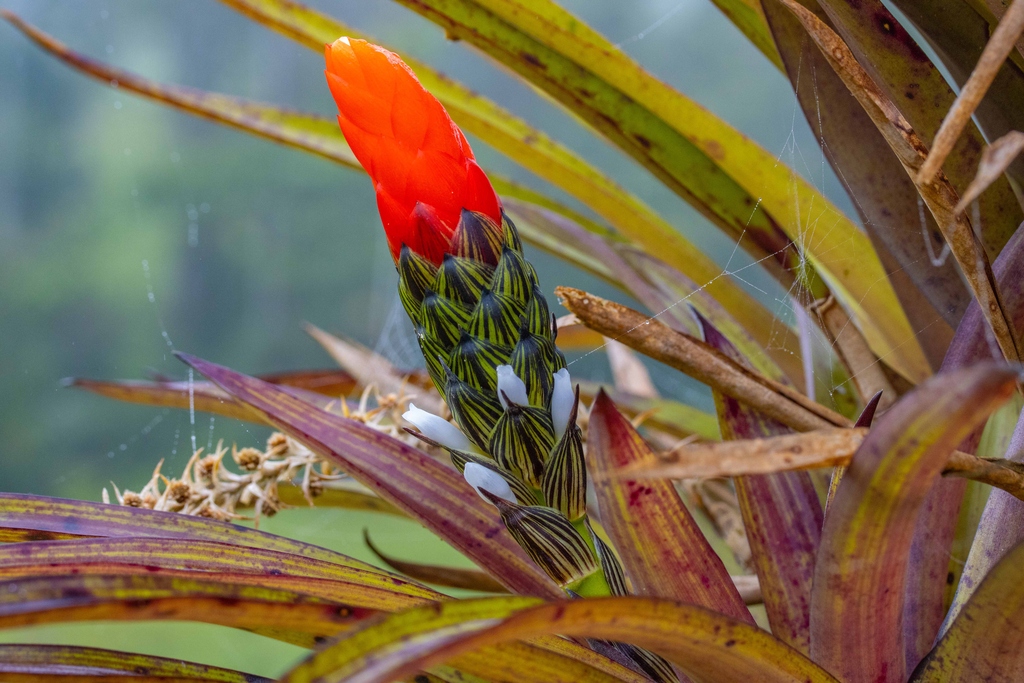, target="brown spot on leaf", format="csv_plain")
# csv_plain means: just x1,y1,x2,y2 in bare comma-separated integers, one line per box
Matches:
704,140,725,161
520,52,545,70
